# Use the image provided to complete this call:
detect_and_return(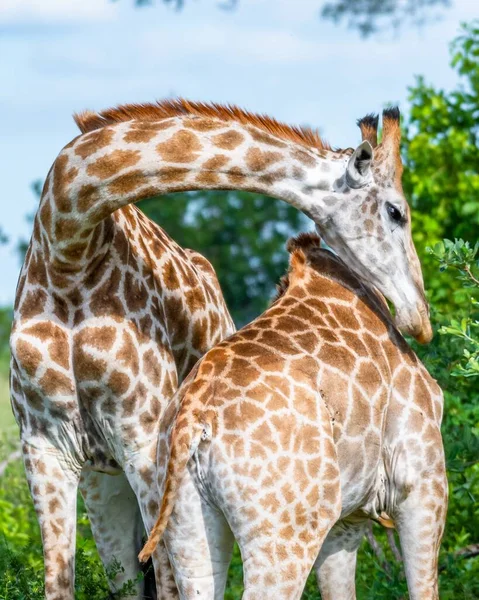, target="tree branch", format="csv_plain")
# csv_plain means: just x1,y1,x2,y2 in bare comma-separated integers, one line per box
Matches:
439,544,479,572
